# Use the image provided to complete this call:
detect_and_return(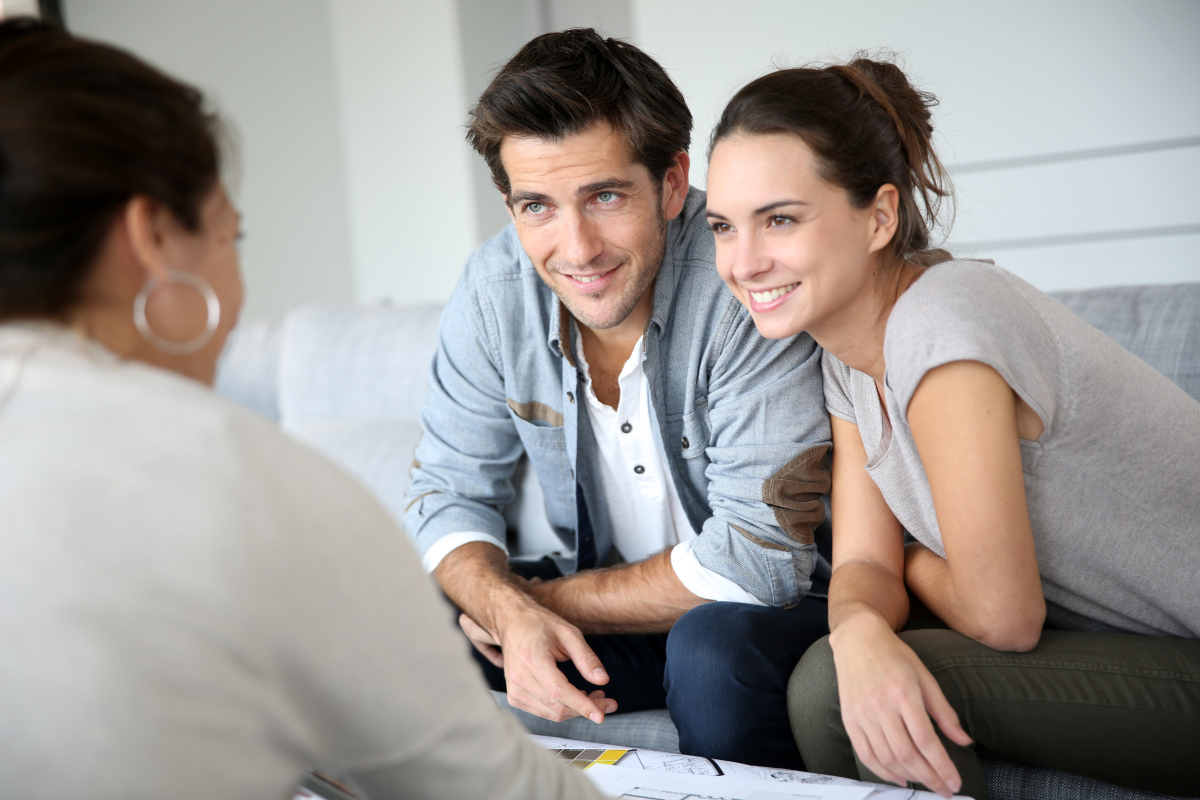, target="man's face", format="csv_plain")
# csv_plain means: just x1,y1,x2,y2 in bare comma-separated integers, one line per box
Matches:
500,122,687,334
